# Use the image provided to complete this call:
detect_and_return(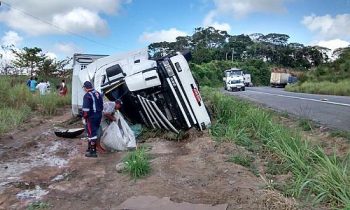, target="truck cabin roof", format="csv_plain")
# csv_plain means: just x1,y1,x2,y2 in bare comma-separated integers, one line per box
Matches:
224,68,241,72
